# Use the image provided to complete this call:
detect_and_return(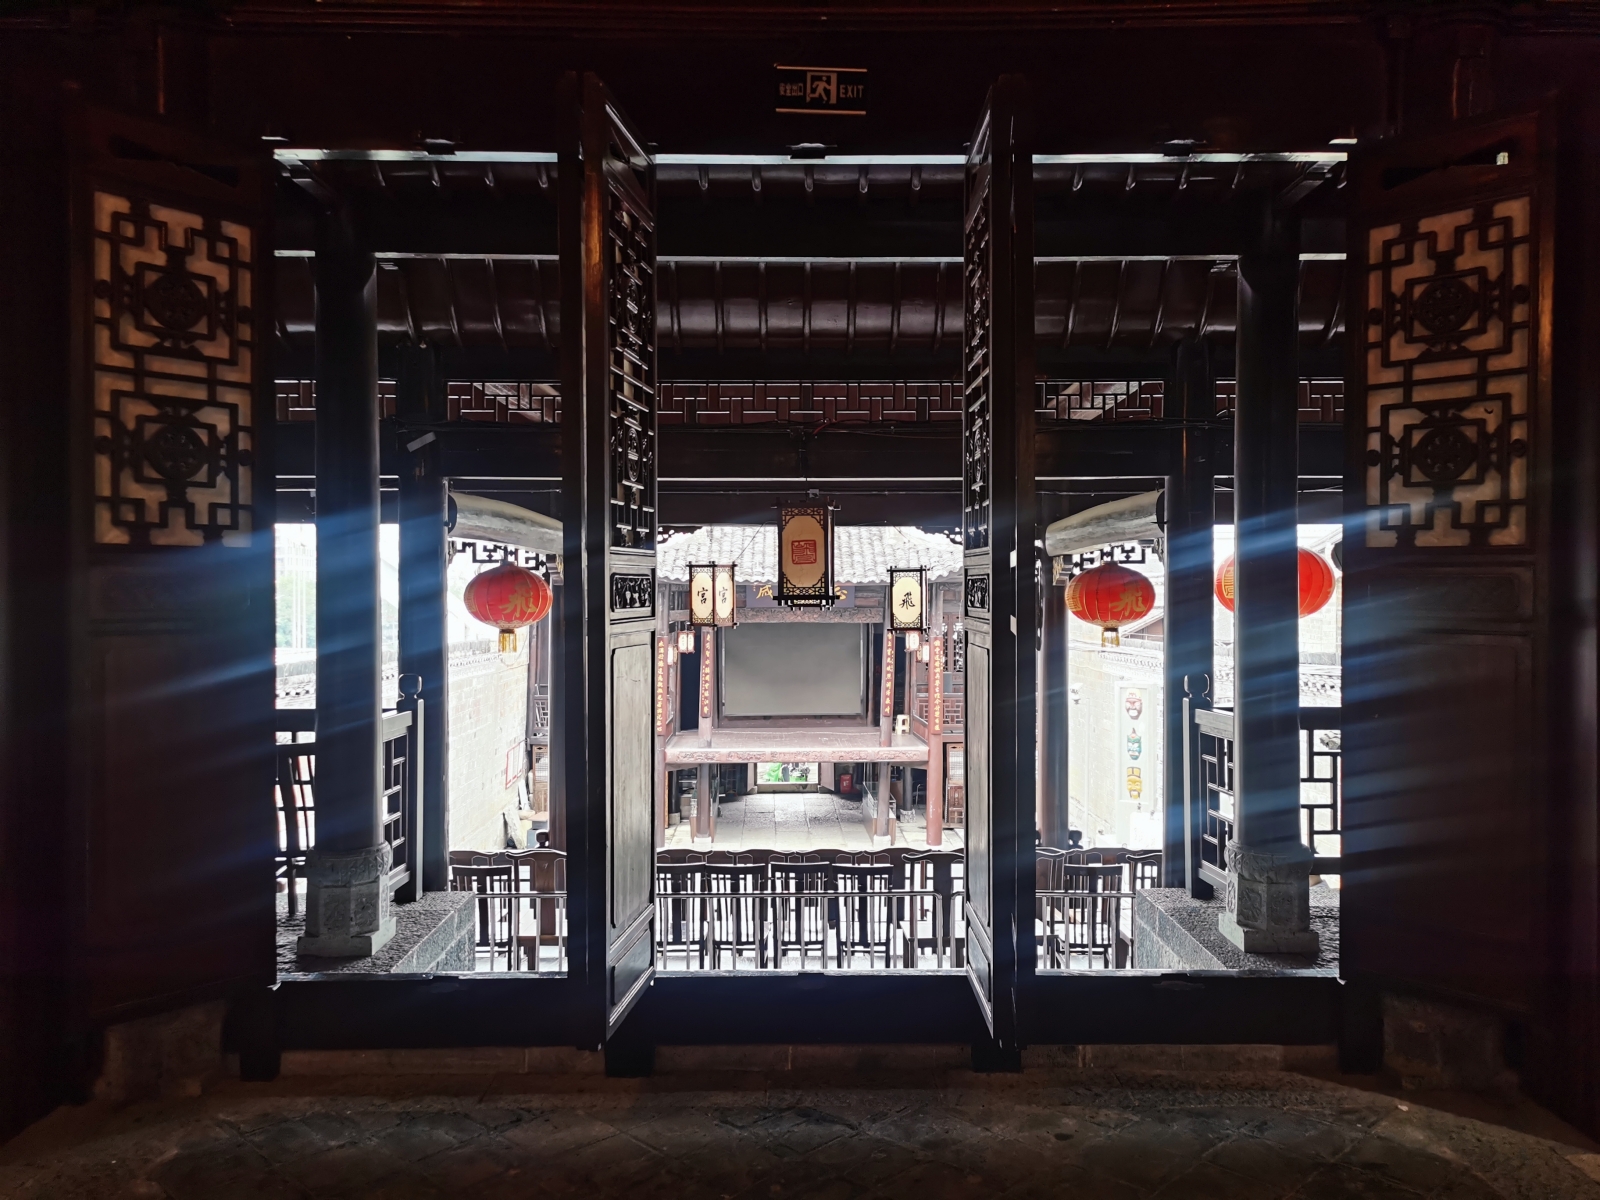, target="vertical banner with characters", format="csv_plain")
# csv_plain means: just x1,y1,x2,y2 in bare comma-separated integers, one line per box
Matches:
699,628,715,723
655,636,671,736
